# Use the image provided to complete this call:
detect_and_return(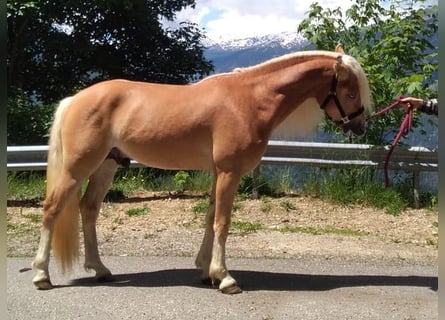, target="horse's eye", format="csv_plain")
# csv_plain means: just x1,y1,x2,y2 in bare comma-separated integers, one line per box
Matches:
347,94,356,100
